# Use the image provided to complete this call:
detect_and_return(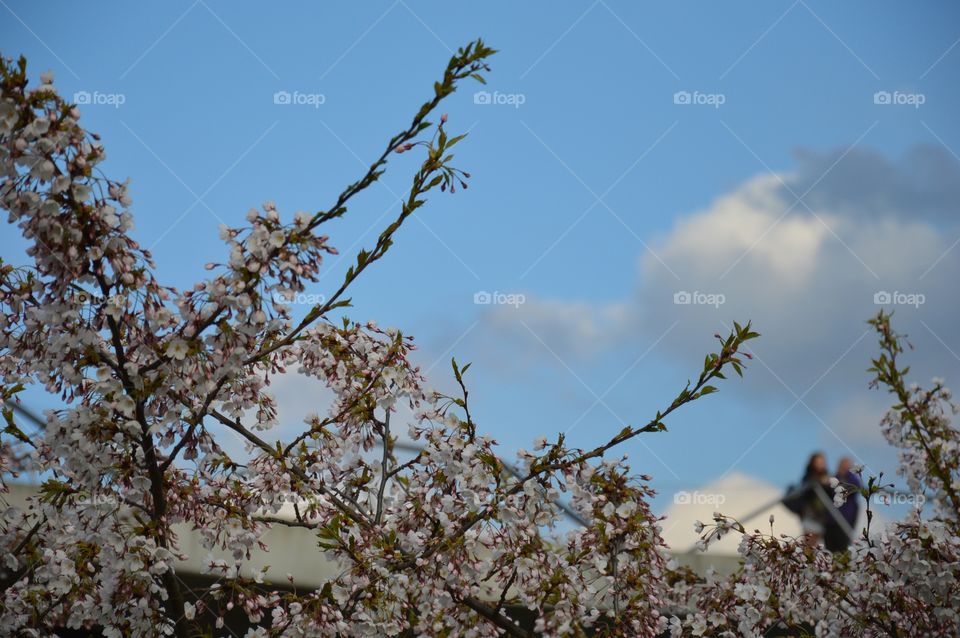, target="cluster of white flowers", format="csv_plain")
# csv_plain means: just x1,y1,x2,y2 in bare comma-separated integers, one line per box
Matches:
668,507,960,637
